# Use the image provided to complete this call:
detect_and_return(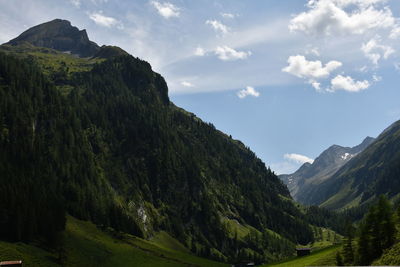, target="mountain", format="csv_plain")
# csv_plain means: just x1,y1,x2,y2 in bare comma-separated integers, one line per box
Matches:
305,120,400,210
5,19,100,57
279,137,375,204
0,20,315,264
